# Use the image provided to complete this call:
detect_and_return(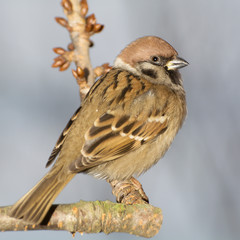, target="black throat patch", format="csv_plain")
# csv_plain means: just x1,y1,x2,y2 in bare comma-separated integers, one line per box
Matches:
168,70,181,85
